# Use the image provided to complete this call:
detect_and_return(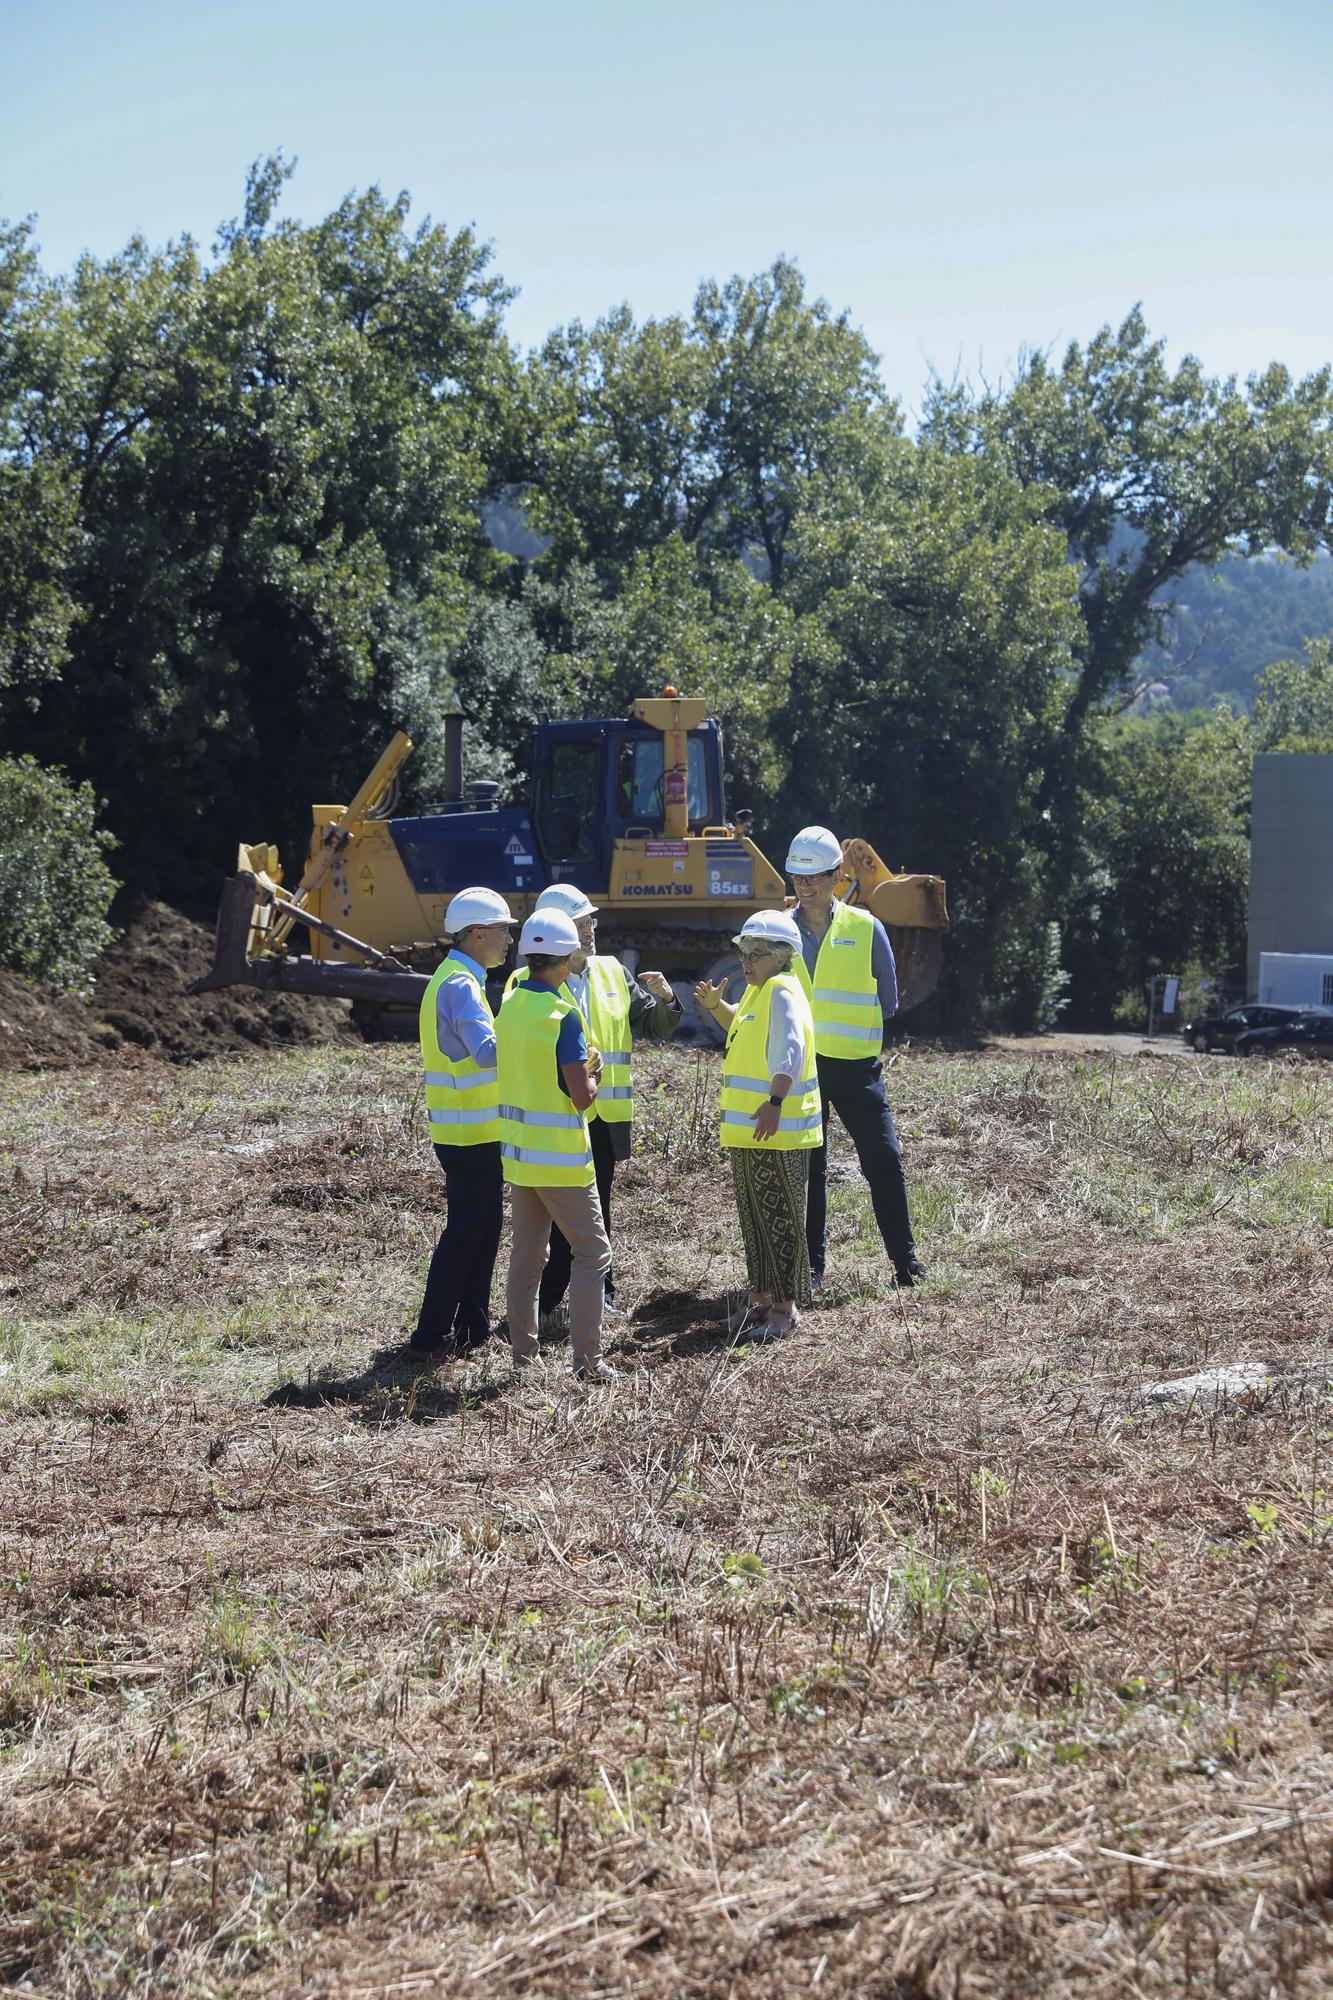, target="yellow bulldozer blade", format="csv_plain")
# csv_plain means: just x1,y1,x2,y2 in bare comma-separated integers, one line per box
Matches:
881,922,946,1012
839,839,949,1012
